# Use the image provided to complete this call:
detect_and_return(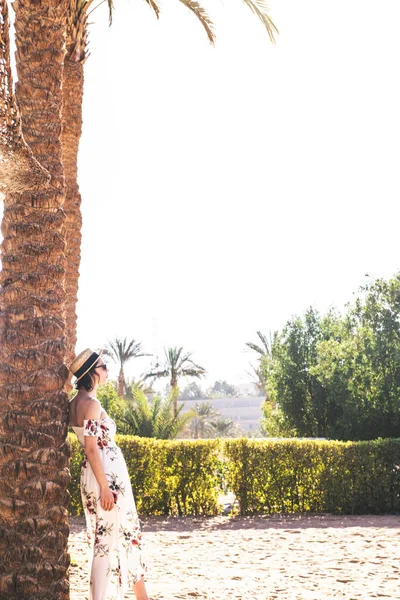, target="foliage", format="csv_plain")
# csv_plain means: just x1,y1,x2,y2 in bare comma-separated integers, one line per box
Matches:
179,381,206,400
188,401,220,438
207,379,237,397
210,417,242,438
96,381,125,422
262,275,400,440
144,346,206,415
118,388,193,439
68,434,221,516
69,434,400,517
103,336,149,396
246,330,273,394
223,437,400,515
